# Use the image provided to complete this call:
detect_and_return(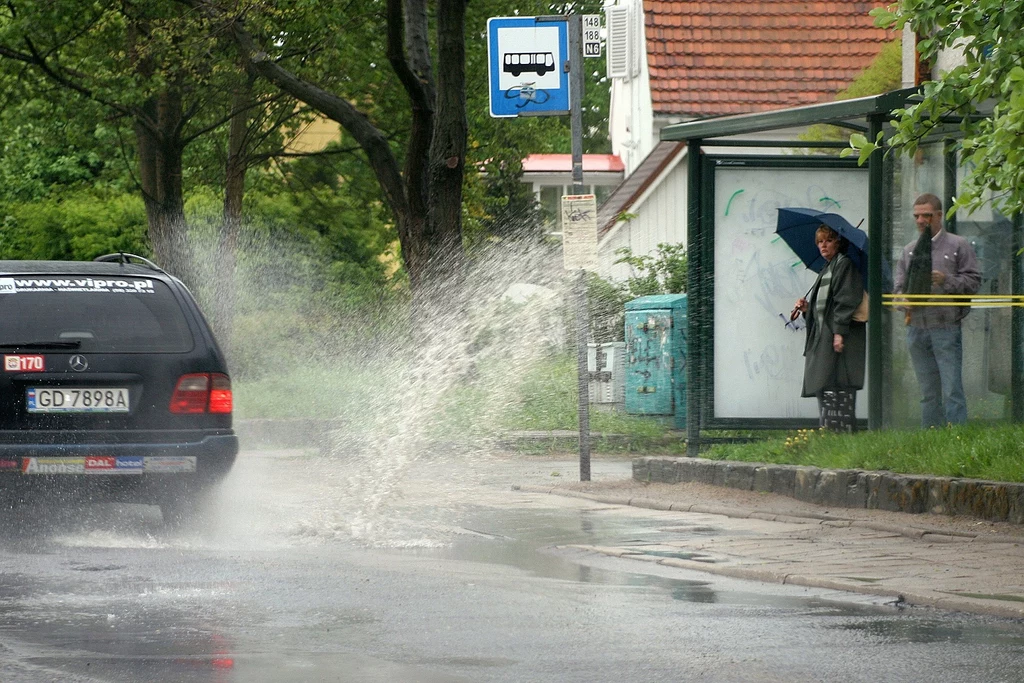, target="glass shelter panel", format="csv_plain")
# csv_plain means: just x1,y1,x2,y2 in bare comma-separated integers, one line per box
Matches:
884,142,1016,428
710,161,869,423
